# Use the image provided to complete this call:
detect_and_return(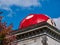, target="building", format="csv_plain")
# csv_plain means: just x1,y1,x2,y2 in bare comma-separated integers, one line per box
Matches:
16,22,60,45
0,14,60,45
11,14,60,45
